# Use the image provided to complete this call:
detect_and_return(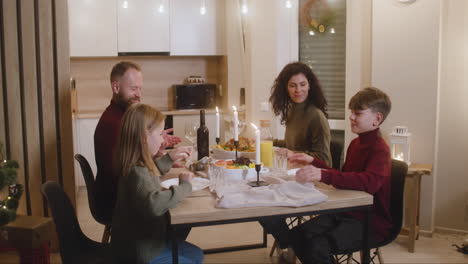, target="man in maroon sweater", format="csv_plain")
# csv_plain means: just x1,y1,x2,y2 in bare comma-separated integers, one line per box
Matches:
94,61,186,223
281,87,392,263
